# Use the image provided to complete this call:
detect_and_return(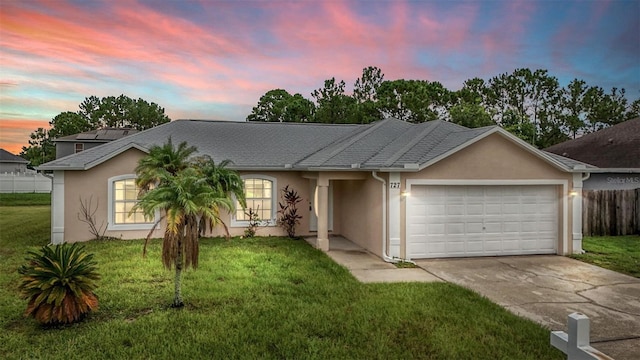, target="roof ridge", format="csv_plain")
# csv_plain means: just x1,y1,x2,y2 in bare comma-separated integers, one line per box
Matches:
380,121,440,167
415,124,483,164
179,119,362,127
293,127,367,166
298,119,392,166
